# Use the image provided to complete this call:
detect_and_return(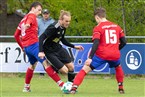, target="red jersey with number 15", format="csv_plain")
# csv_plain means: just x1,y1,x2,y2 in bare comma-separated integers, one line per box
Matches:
16,13,38,47
92,21,125,60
